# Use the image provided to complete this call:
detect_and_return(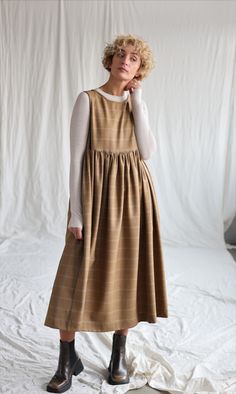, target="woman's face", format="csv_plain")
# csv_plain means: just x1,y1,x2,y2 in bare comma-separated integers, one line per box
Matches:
109,44,141,81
